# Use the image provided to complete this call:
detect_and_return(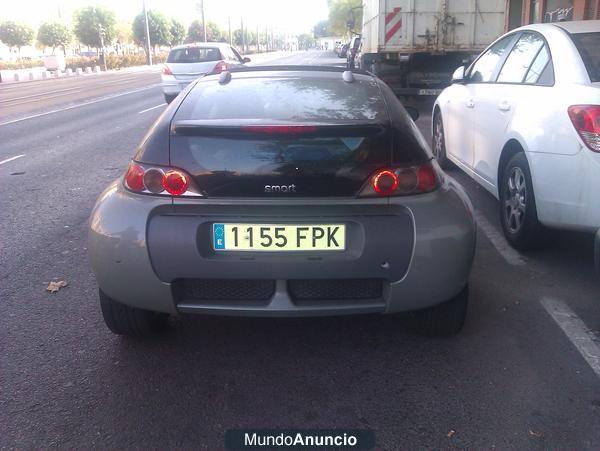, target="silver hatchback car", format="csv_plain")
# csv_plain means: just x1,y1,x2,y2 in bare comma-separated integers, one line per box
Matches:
89,66,475,338
161,42,249,103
